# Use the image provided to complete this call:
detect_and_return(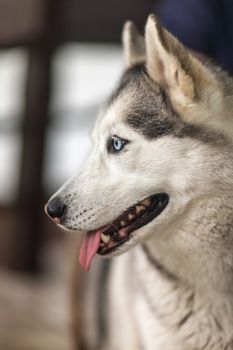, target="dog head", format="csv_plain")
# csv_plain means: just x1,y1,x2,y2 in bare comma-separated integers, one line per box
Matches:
45,15,233,271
